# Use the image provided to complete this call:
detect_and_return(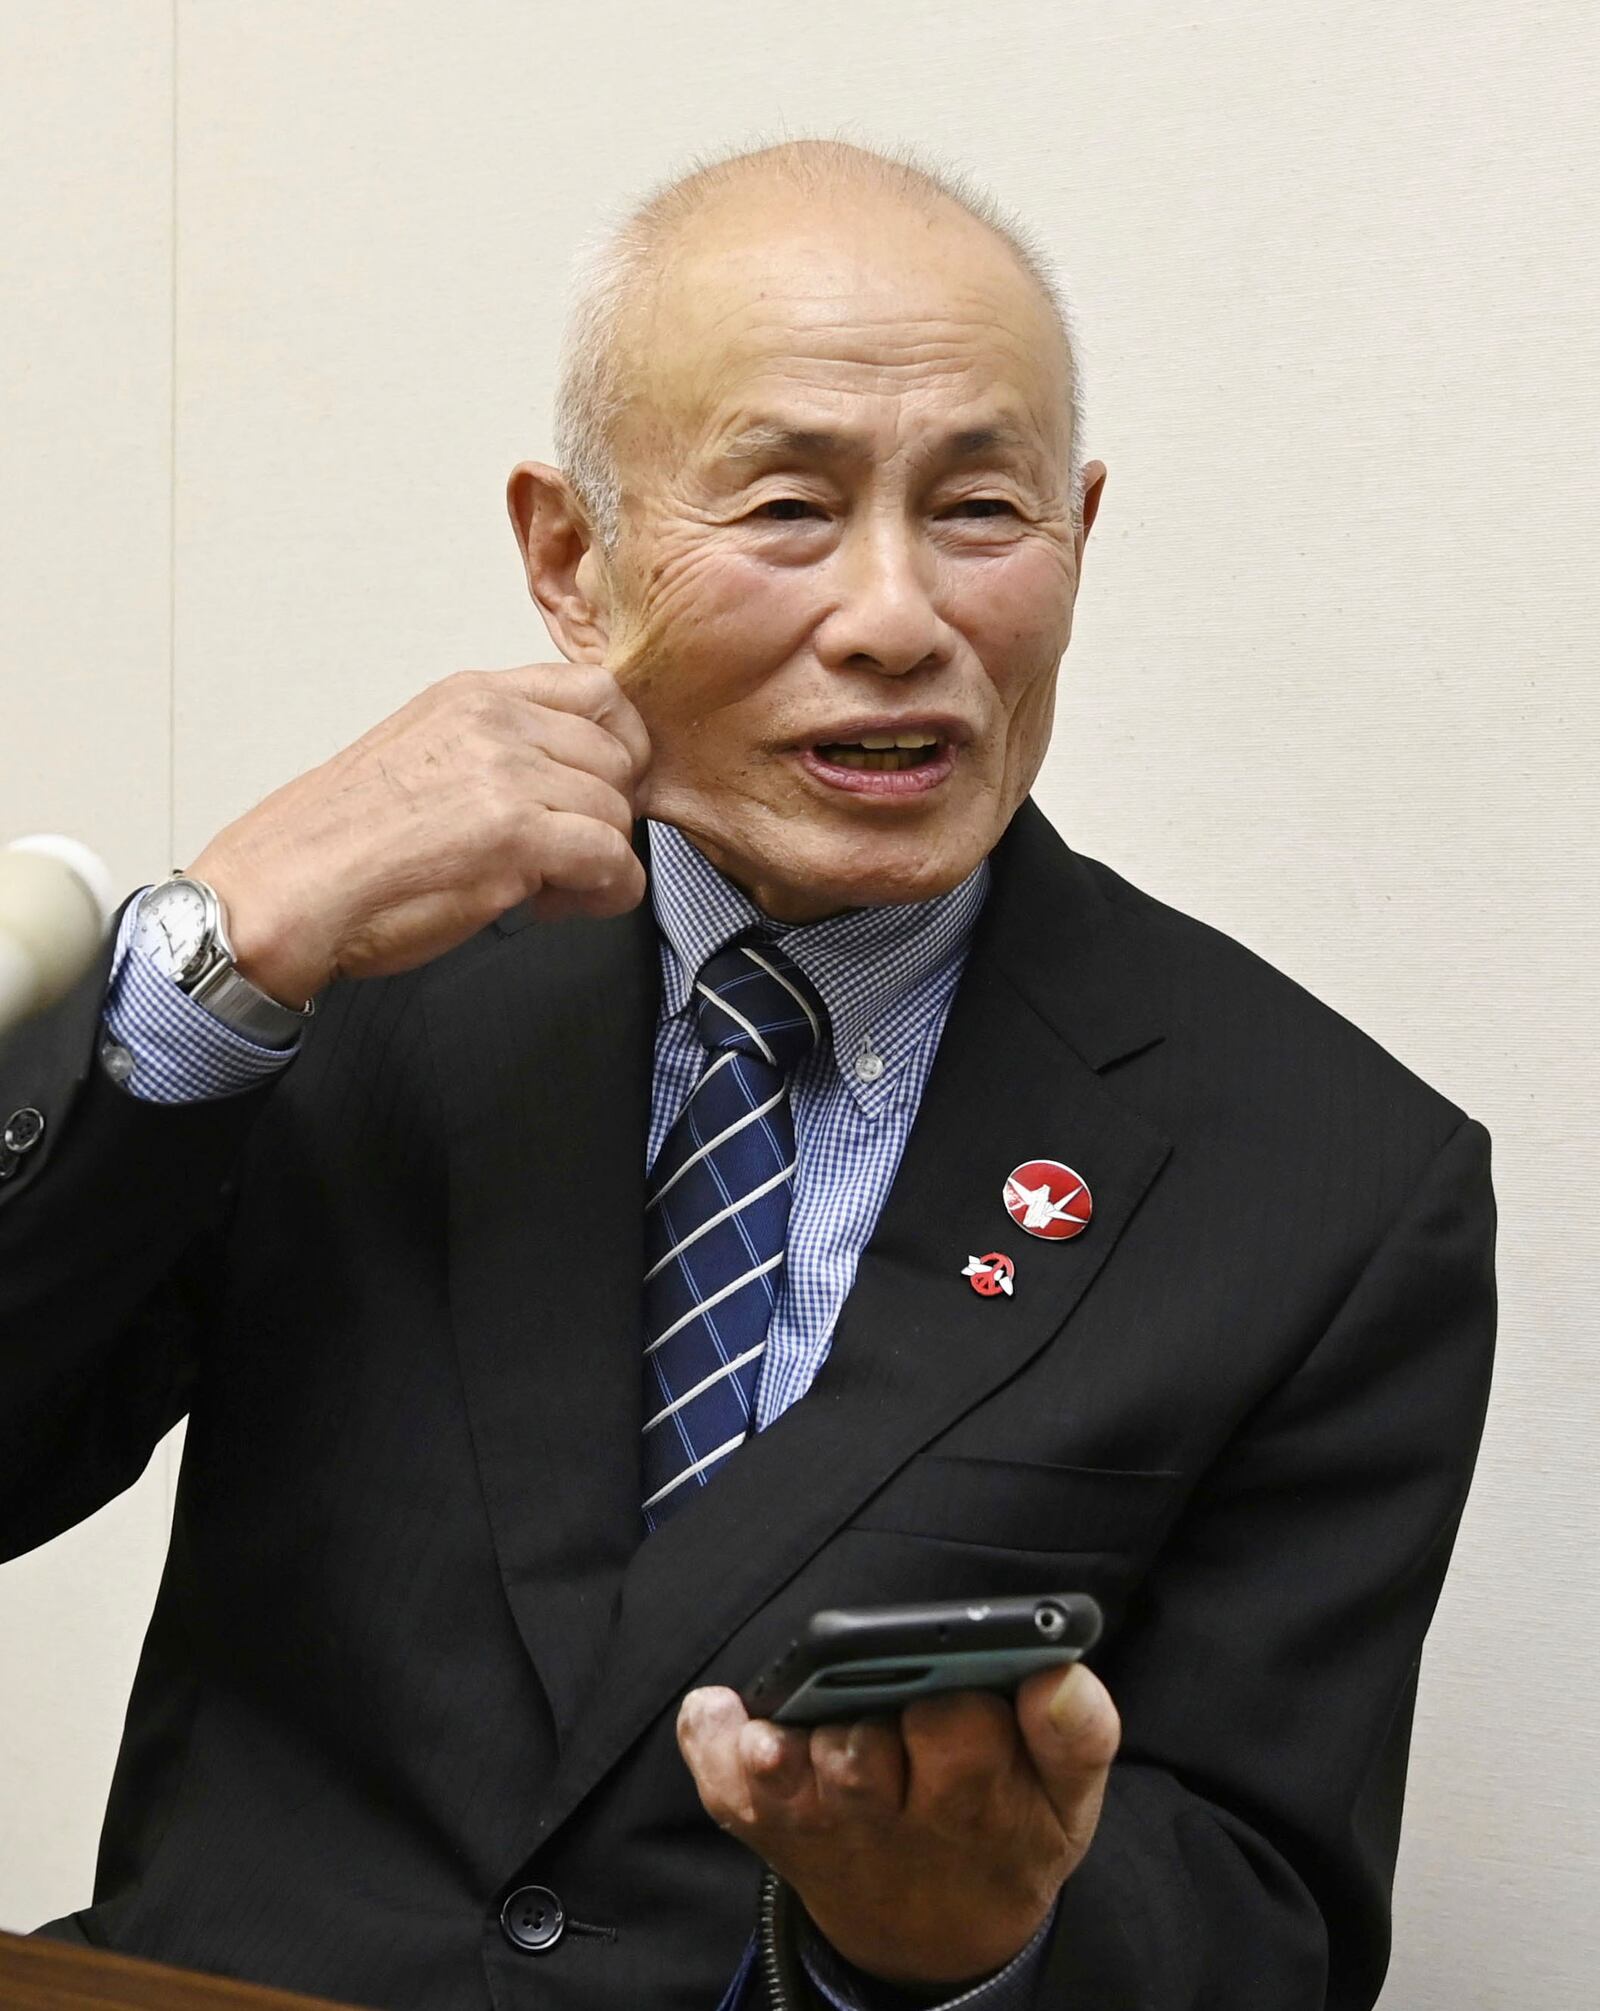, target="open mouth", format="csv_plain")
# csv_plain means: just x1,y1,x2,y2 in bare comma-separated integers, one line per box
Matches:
798,728,957,797
810,731,943,772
